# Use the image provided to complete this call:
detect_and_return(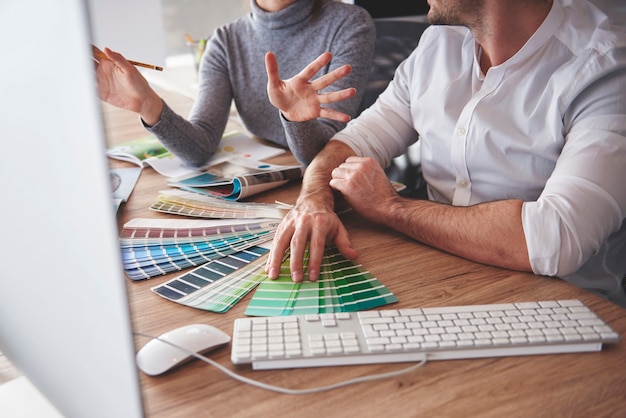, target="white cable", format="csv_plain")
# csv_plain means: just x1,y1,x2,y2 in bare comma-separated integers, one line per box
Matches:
134,332,427,395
